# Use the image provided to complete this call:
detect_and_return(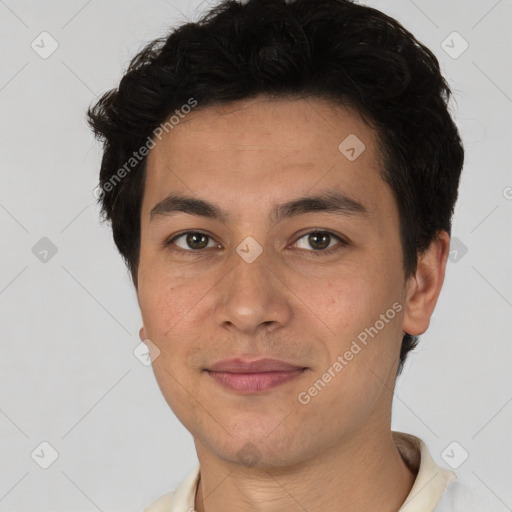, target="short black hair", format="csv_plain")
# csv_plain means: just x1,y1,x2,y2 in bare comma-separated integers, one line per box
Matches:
87,0,464,376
